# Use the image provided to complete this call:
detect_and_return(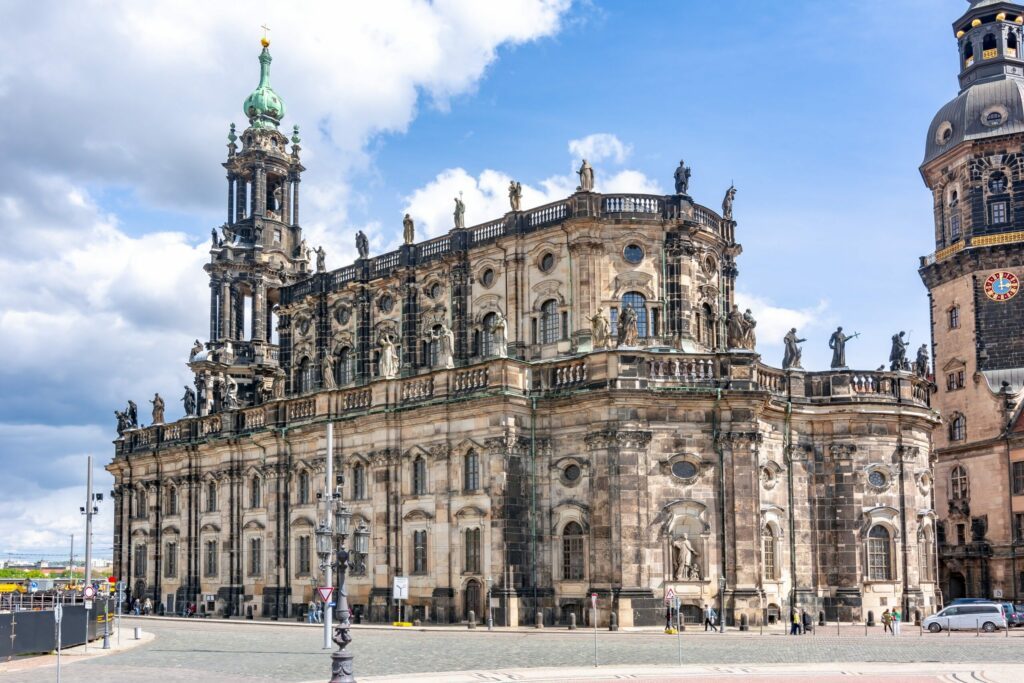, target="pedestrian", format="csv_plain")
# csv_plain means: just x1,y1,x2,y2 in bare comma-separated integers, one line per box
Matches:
316,601,324,624
790,609,800,635
307,600,317,624
881,608,892,634
144,597,152,615
703,604,718,632
801,609,812,635
132,598,141,616
892,607,901,636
